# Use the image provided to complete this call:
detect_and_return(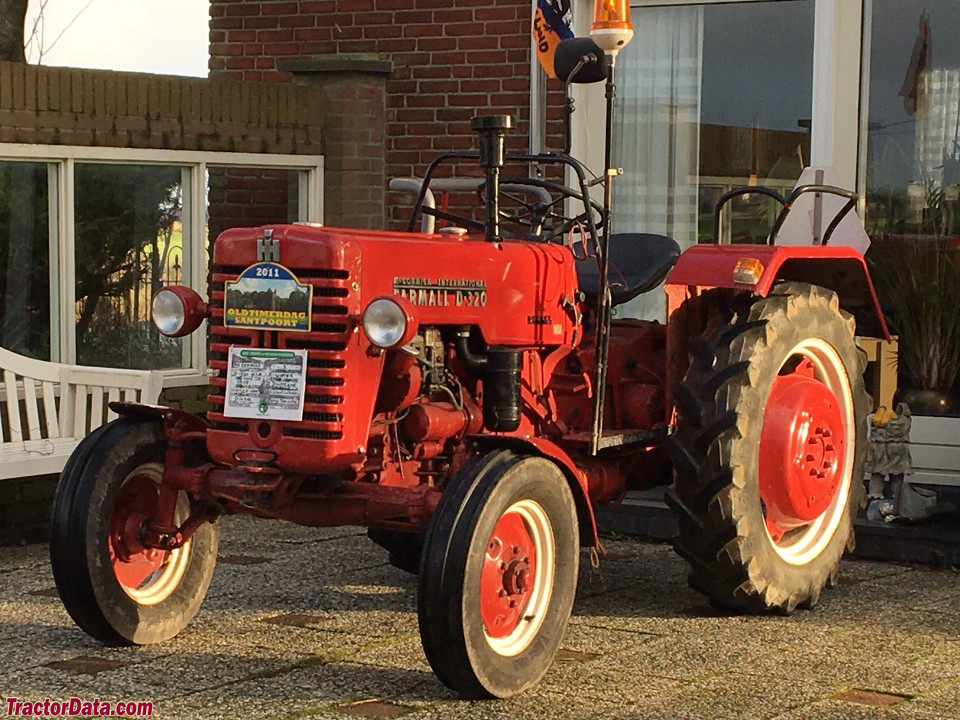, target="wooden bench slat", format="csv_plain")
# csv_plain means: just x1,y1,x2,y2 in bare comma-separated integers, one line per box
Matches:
89,387,105,432
107,388,121,421
4,369,23,443
42,381,60,439
21,376,41,441
72,385,88,439
58,382,75,439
